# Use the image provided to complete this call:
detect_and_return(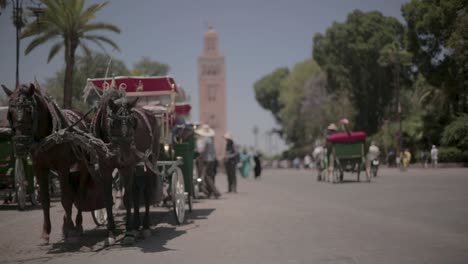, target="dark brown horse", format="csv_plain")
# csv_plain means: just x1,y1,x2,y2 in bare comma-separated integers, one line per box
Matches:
91,89,160,245
2,83,90,244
